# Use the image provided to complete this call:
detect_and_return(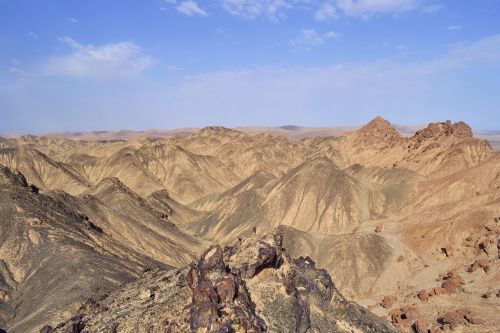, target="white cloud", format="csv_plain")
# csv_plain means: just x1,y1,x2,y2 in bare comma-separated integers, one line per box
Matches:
165,0,177,3
167,65,184,71
447,25,462,31
10,58,23,65
42,37,154,79
69,17,79,23
9,67,28,76
315,2,338,21
421,3,444,14
176,1,208,16
29,32,39,39
291,29,340,47
335,0,420,18
219,0,293,21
